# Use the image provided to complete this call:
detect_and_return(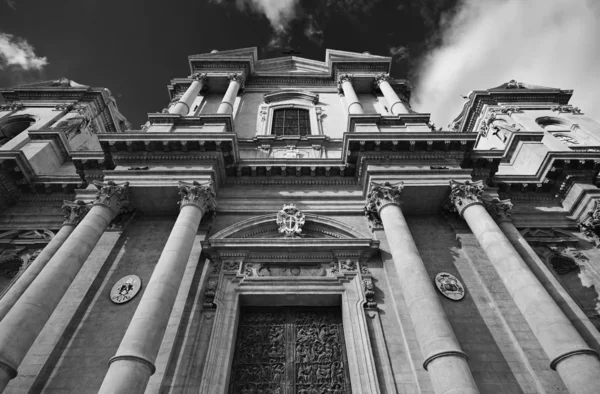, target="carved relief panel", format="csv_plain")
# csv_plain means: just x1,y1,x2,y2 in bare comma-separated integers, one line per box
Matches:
229,306,352,394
